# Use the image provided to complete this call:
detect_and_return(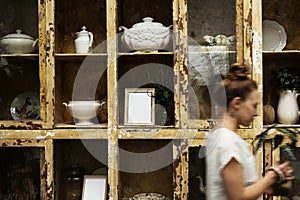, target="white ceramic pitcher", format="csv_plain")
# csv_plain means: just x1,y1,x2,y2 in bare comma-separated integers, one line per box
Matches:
74,26,93,53
277,90,300,124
